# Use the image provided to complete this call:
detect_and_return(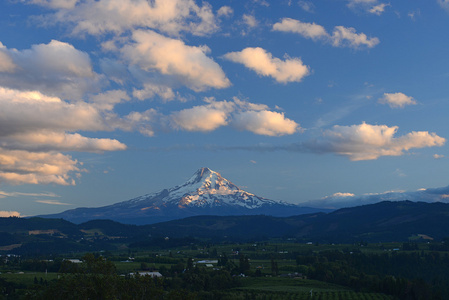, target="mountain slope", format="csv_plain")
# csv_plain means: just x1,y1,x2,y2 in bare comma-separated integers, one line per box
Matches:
39,167,328,224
